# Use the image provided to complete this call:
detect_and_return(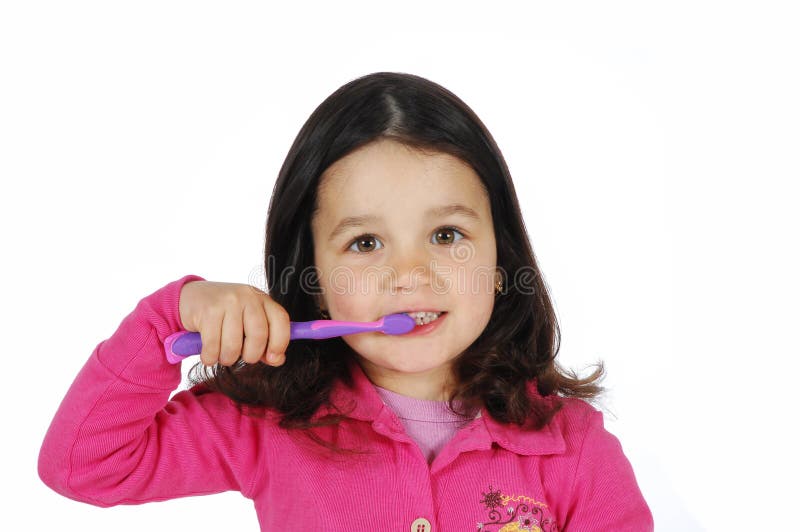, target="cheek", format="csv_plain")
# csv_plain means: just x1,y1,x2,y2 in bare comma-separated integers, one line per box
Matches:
323,265,386,320
455,264,496,323
316,263,362,317
329,297,357,319
449,255,496,297
327,290,375,321
460,290,495,330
